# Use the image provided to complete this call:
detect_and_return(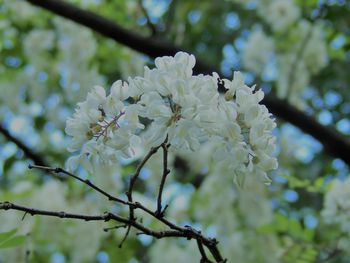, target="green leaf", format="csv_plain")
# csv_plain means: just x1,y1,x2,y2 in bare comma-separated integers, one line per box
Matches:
0,235,26,249
0,229,17,242
0,189,33,201
276,213,289,232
